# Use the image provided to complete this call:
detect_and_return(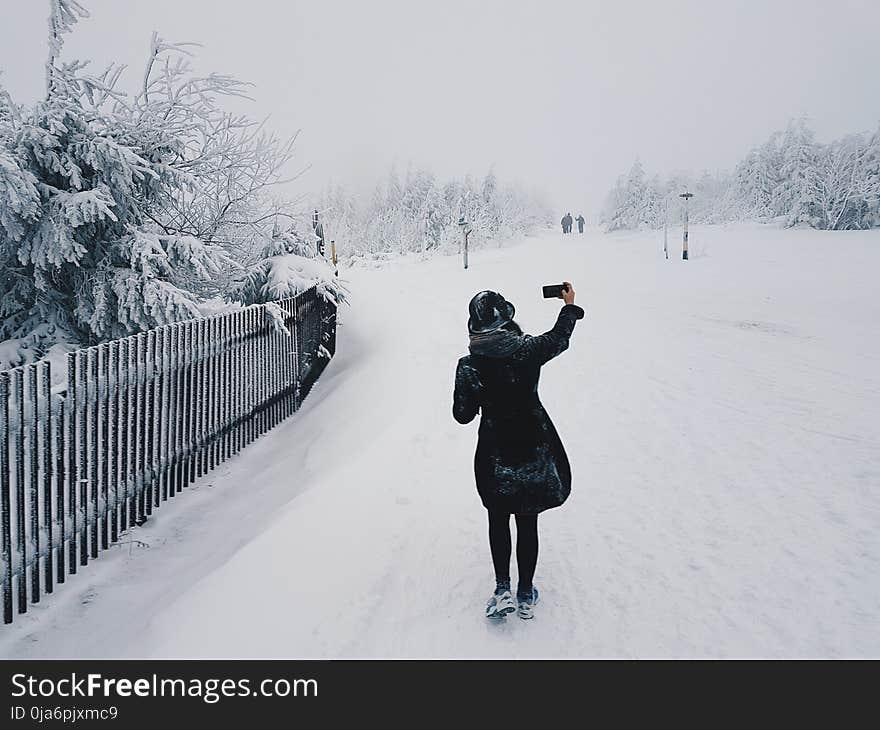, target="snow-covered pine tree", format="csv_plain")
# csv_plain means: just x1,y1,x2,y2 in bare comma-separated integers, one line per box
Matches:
775,117,820,227
0,1,232,362
1,1,304,366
